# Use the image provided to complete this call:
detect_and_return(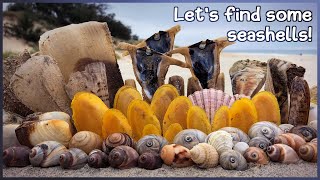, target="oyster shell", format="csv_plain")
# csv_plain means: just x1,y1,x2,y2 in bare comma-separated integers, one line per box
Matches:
173,129,207,149
190,143,219,168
